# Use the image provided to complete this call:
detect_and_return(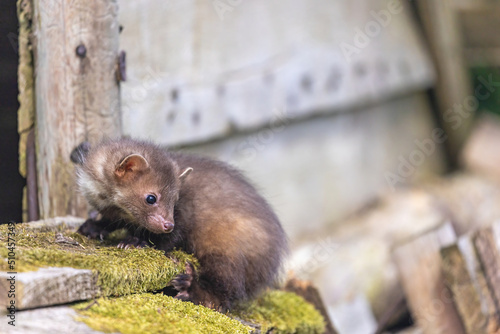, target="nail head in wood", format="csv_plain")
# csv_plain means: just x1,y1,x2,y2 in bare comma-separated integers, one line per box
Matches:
76,44,87,58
